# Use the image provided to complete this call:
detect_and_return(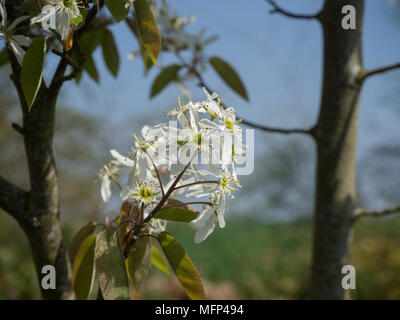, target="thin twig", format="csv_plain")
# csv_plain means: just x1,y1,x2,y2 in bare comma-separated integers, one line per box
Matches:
353,205,400,223
189,64,313,136
266,0,321,20
361,62,400,81
174,180,219,191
